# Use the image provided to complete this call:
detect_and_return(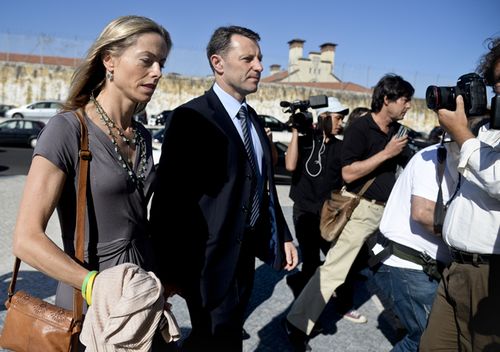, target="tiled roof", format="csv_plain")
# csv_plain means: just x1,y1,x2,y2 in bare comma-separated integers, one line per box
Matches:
261,70,371,93
284,81,372,93
0,52,81,67
261,70,290,83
